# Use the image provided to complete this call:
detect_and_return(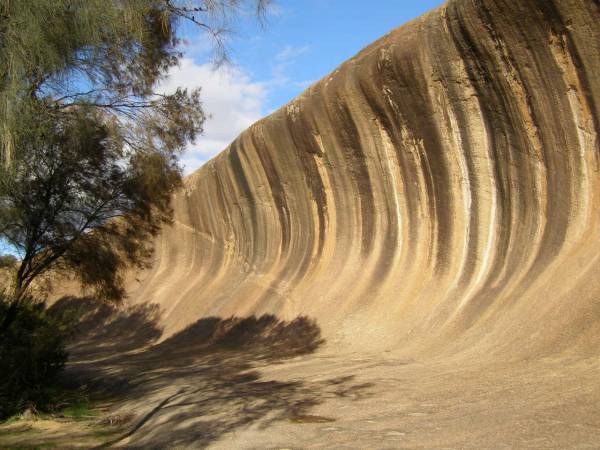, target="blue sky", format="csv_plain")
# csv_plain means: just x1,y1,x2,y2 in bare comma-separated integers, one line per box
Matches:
163,0,445,172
